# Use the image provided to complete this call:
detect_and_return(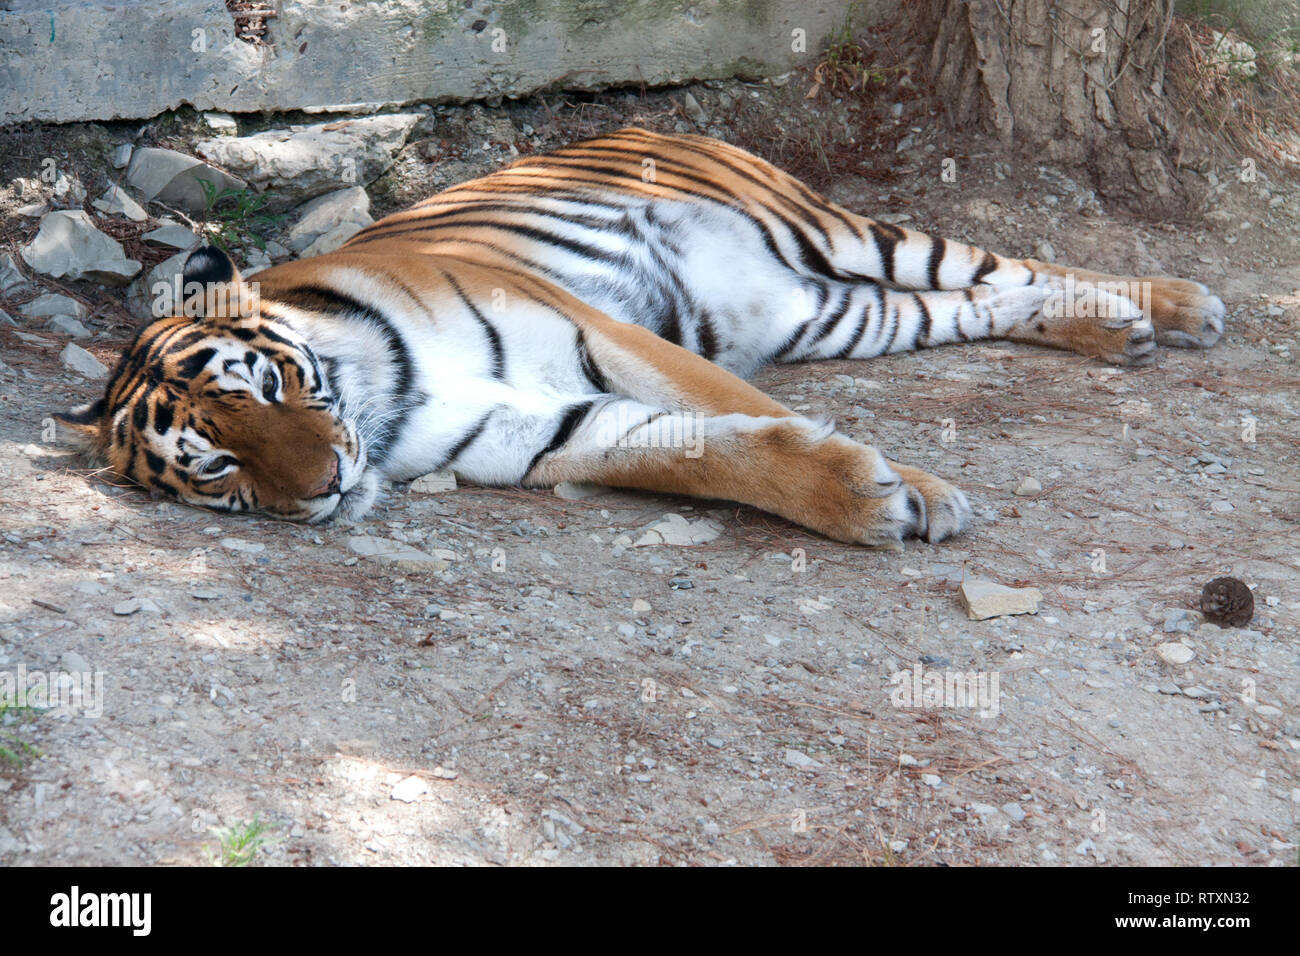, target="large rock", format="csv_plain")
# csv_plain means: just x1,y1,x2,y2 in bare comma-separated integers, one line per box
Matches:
285,187,373,254
196,115,421,208
0,1,878,125
20,210,142,285
126,147,247,212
